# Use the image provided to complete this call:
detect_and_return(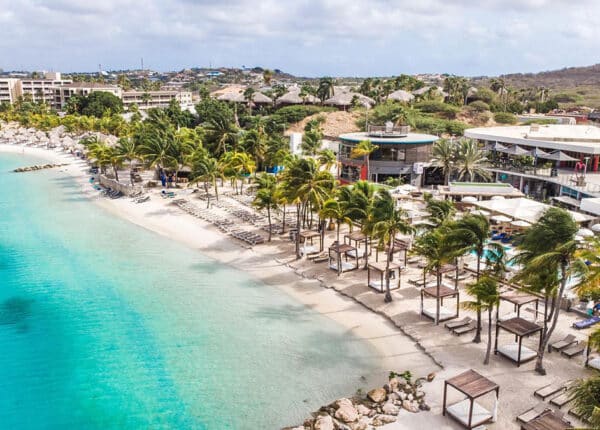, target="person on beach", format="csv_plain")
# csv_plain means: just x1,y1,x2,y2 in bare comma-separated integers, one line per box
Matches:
167,174,173,188
160,171,167,187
